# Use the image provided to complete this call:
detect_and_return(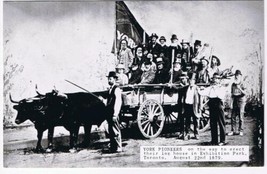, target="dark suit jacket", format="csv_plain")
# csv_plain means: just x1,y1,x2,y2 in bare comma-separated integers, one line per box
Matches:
159,44,168,57
181,46,193,66
153,69,169,84
148,42,161,58
167,45,182,60
129,68,143,84
177,85,188,113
